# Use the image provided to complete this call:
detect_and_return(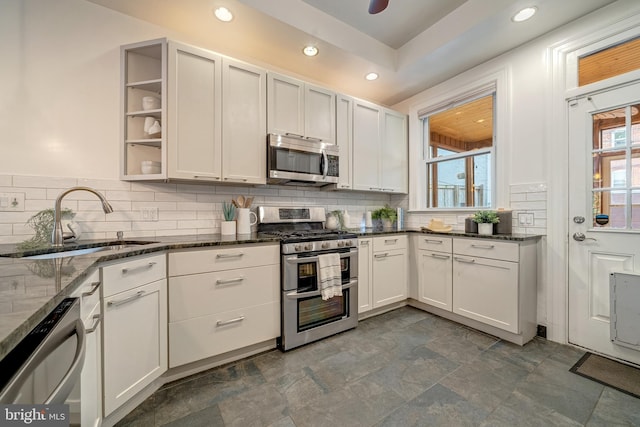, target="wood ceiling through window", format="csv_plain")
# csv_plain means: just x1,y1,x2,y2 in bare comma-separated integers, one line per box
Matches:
579,37,640,86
